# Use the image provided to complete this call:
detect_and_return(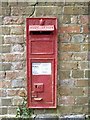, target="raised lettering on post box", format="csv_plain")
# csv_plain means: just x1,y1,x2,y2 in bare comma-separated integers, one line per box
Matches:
26,18,57,108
